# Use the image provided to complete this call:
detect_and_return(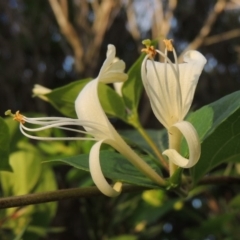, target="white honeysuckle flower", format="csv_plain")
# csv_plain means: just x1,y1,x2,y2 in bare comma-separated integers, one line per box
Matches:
32,84,52,101
8,44,165,197
141,39,207,170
